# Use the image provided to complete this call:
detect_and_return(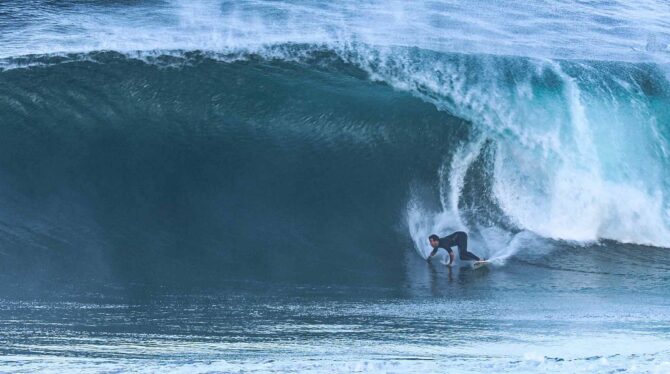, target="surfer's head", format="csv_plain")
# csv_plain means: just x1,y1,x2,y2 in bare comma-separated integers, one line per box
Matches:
428,234,440,248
